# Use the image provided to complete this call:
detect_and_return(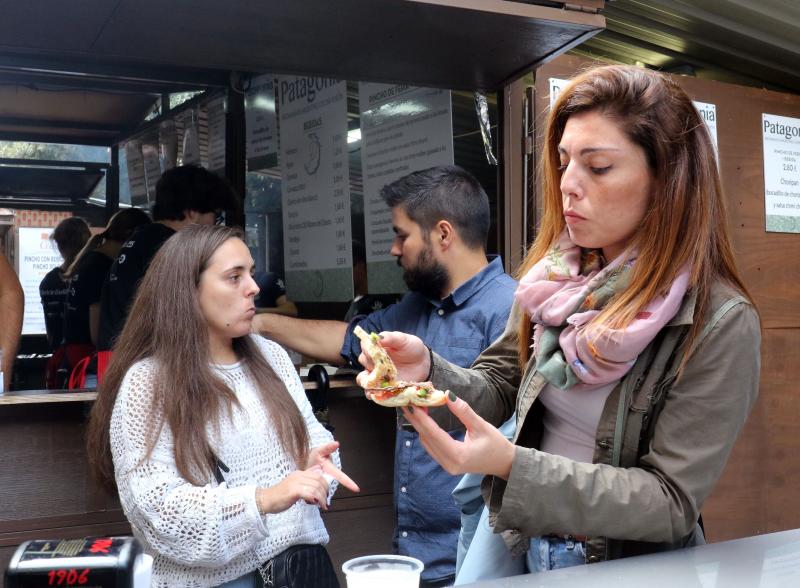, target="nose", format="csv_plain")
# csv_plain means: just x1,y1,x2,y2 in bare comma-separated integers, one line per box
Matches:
389,237,402,258
245,274,260,298
560,161,583,201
